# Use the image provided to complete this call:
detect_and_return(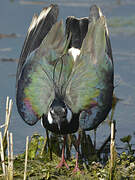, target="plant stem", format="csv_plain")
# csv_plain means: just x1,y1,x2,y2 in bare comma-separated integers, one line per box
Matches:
24,136,29,180
110,121,115,180
0,131,6,176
